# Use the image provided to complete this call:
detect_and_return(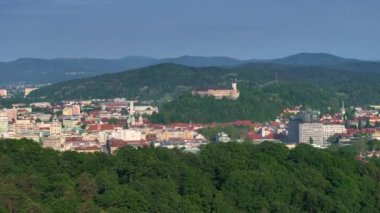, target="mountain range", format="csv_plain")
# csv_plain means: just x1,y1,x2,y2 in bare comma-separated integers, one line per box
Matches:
2,53,379,84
